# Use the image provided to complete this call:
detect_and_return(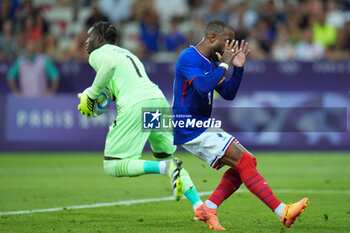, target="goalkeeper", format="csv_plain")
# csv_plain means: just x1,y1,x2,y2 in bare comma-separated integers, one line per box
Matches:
78,21,203,215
